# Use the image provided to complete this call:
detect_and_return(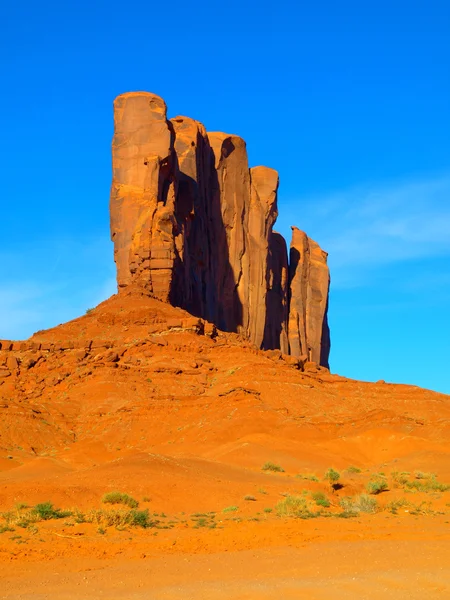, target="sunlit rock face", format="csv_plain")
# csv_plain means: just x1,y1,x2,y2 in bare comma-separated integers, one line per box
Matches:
110,92,330,366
